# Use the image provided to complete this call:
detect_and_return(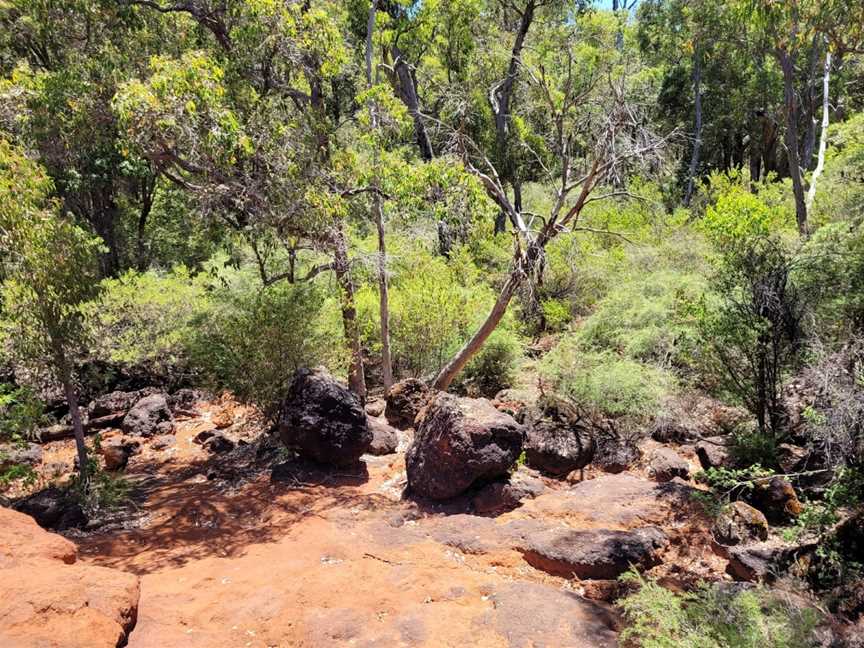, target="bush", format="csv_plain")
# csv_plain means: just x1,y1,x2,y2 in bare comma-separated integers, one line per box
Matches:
541,344,672,420
454,328,521,397
0,384,44,489
189,279,337,415
619,573,823,648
